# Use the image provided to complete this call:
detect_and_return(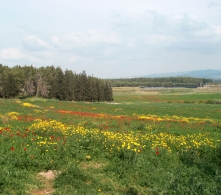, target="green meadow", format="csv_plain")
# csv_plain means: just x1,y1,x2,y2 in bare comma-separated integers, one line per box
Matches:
0,87,221,195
